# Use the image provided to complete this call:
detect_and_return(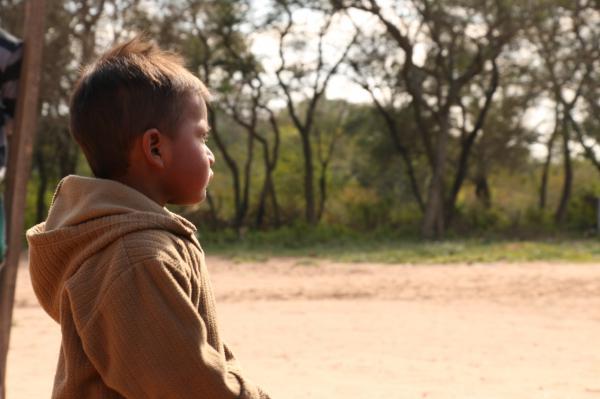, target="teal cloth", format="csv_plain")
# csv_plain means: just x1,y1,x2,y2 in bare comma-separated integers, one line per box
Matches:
0,195,5,260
